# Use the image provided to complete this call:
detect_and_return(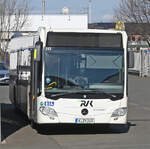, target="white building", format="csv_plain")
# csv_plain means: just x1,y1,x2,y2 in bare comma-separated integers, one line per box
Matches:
21,14,88,32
